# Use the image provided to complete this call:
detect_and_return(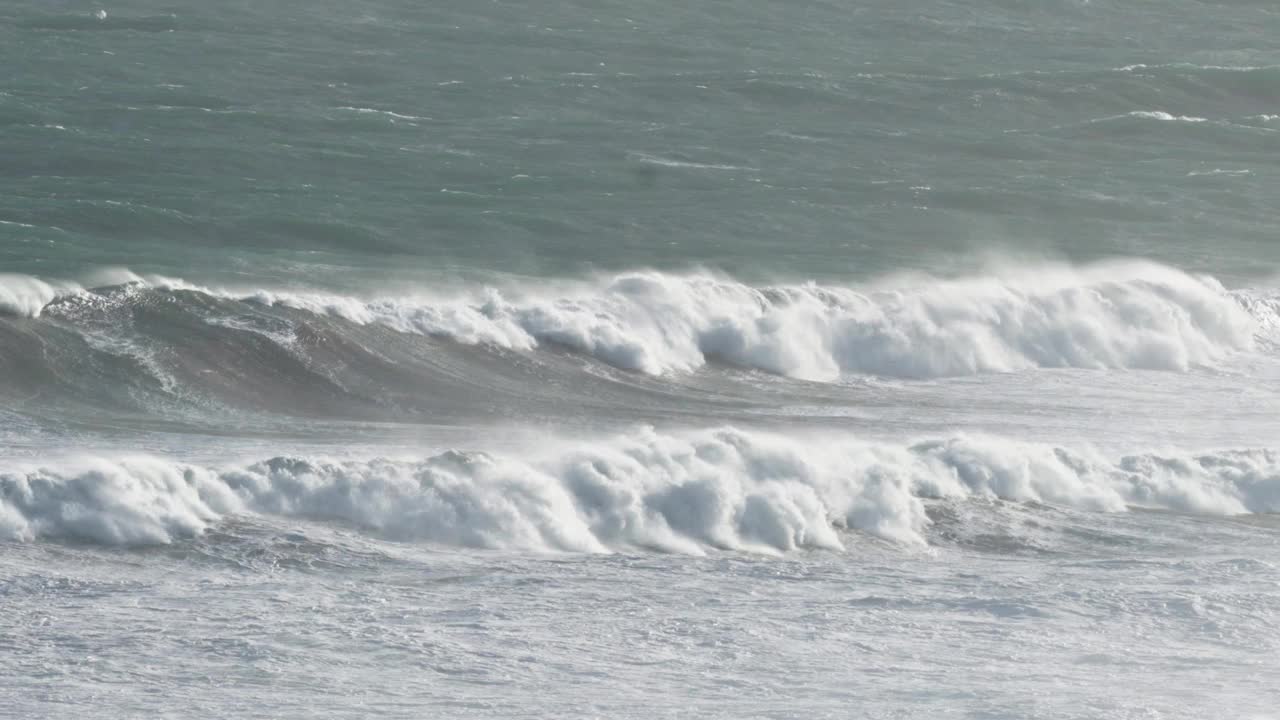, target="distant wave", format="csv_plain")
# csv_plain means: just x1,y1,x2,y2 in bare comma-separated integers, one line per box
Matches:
1115,63,1278,73
1,261,1266,382
3,427,1277,549
333,106,430,122
1121,111,1209,123
1076,111,1214,127
626,151,753,171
